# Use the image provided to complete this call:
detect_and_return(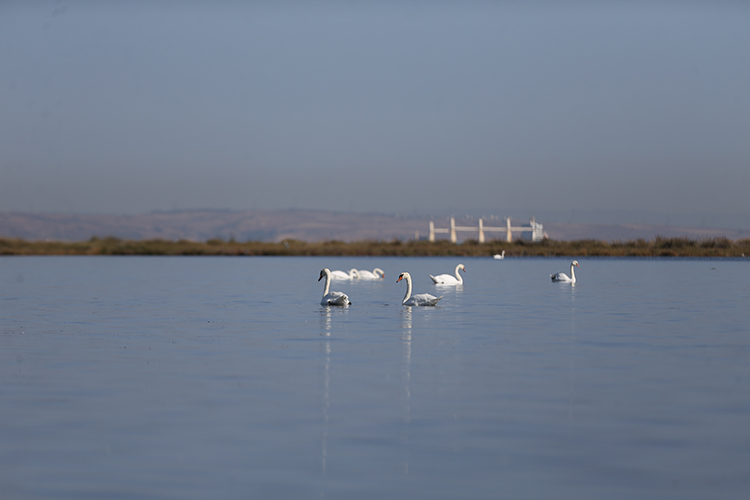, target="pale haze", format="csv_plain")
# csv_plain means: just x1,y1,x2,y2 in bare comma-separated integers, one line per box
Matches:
2,1,749,227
